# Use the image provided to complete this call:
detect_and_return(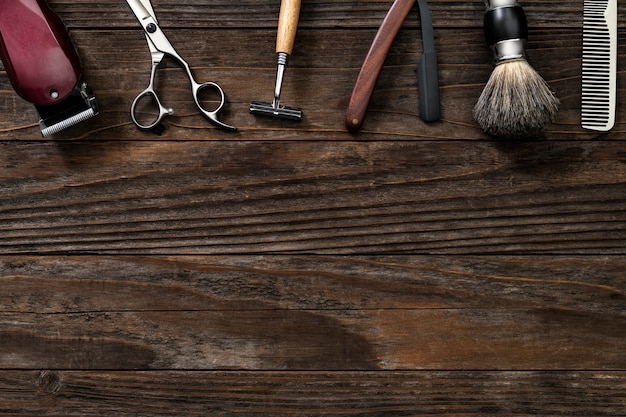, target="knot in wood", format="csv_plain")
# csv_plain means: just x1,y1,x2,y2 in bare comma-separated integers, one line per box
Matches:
37,370,61,396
